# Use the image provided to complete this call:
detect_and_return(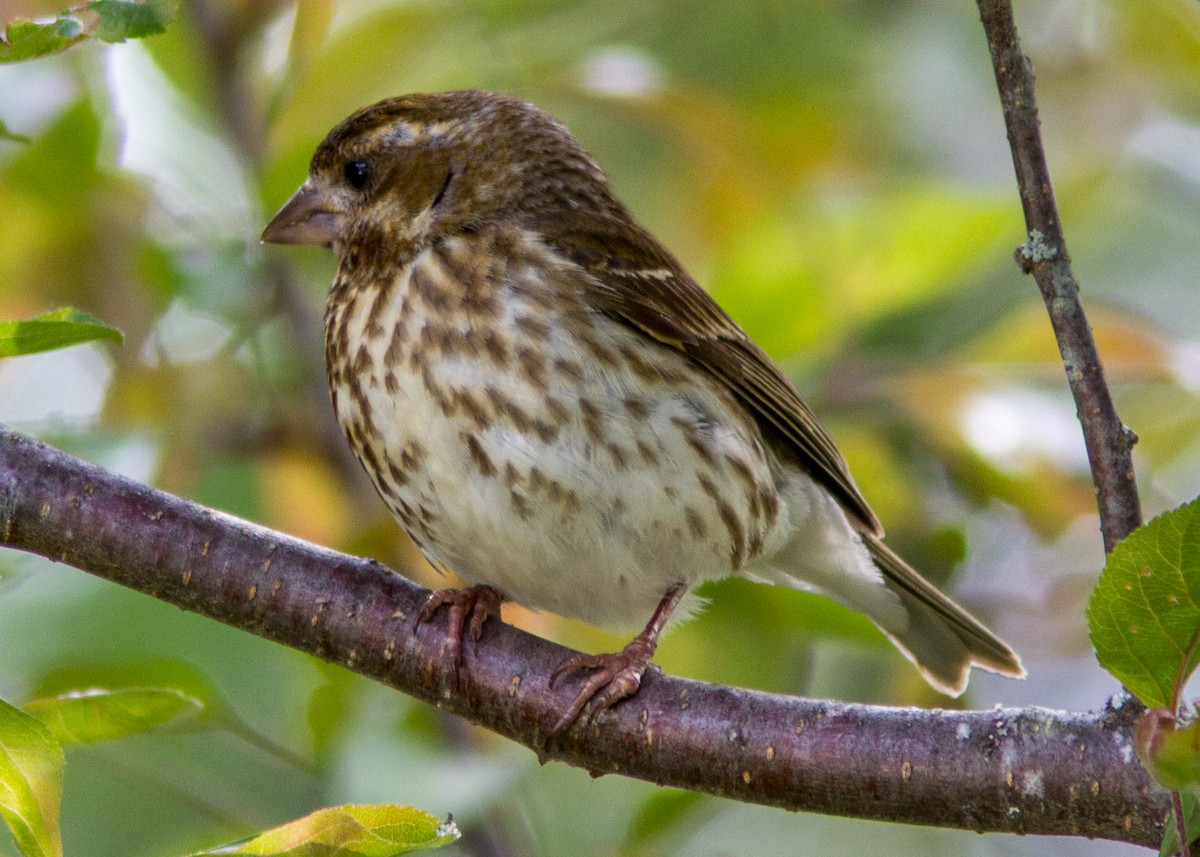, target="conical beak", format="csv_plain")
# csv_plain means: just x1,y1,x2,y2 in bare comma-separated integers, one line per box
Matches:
262,183,341,247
